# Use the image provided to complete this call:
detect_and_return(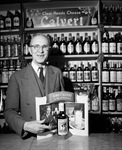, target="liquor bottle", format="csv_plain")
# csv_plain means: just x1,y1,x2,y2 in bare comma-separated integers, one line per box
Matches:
57,102,68,136
0,36,4,58
108,87,116,112
0,14,5,30
5,36,11,57
62,62,69,78
101,4,108,25
2,60,8,83
8,59,15,79
67,33,74,55
25,12,33,28
75,33,83,54
16,59,21,71
109,32,116,54
69,62,76,82
102,61,109,83
84,61,91,82
83,33,91,54
13,10,20,29
102,87,109,112
51,34,59,55
116,86,122,112
23,34,31,56
14,35,20,57
116,32,122,54
5,10,13,30
59,34,67,55
102,32,109,54
76,61,84,82
117,62,122,83
0,61,2,83
91,32,98,54
108,5,115,26
115,5,122,26
90,9,98,25
109,61,117,83
91,61,99,82
91,86,99,111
